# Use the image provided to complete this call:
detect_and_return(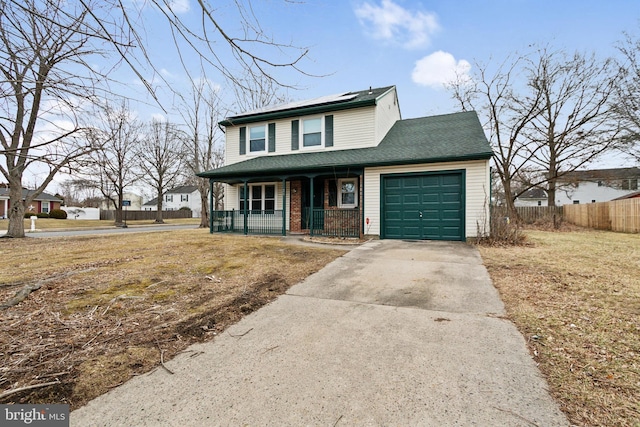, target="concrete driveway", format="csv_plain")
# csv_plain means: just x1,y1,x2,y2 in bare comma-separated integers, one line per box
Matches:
71,239,568,426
